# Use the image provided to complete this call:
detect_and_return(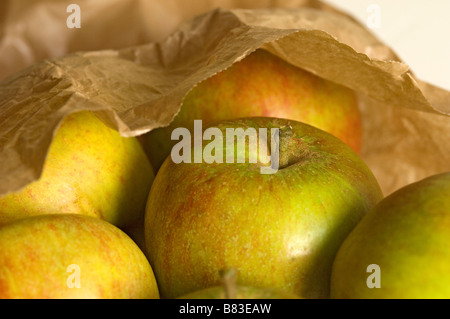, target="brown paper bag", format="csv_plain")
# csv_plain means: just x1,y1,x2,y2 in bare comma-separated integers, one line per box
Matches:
0,1,449,197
